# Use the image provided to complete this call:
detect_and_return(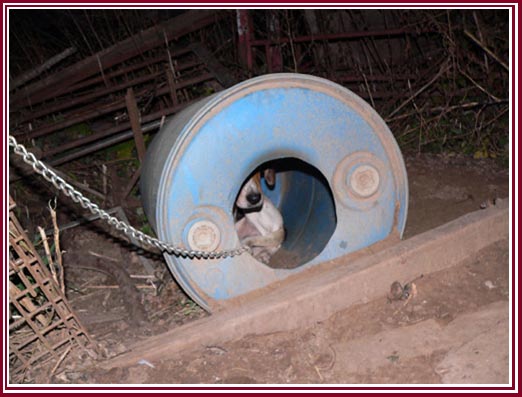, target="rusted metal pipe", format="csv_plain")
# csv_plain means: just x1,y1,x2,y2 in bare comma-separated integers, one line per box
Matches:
237,10,253,72
249,27,436,46
48,120,163,167
19,73,213,141
42,99,198,159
